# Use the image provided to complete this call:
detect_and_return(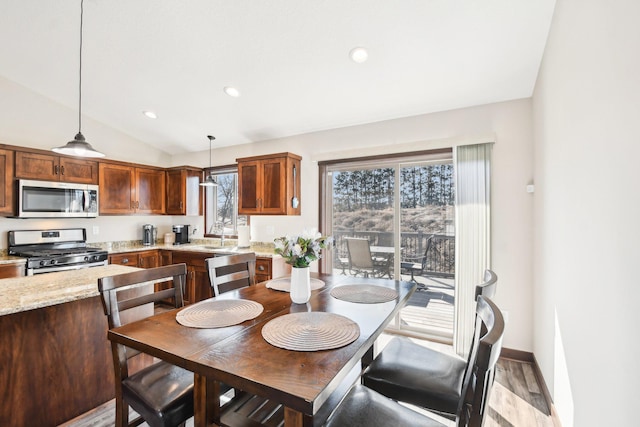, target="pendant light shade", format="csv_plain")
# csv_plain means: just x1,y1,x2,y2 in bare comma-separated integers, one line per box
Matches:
200,135,218,187
52,0,104,158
